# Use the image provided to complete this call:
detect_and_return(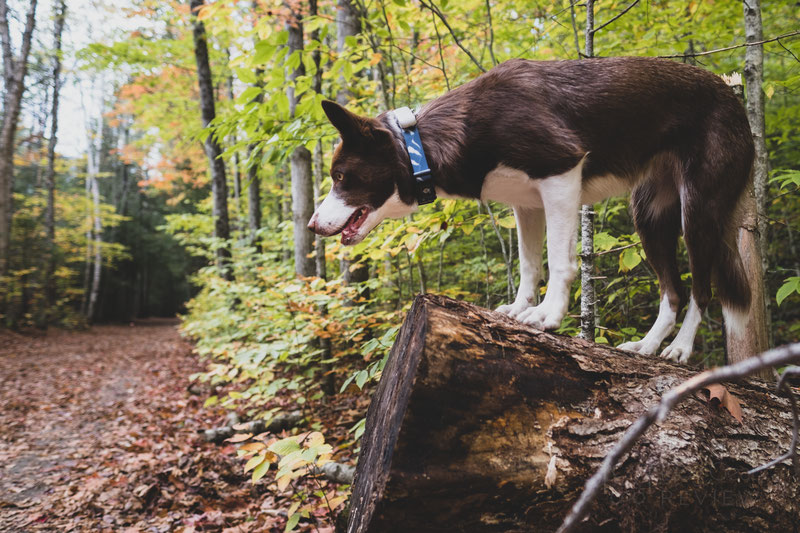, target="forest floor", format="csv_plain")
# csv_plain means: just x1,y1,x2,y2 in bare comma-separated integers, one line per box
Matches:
0,321,349,532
